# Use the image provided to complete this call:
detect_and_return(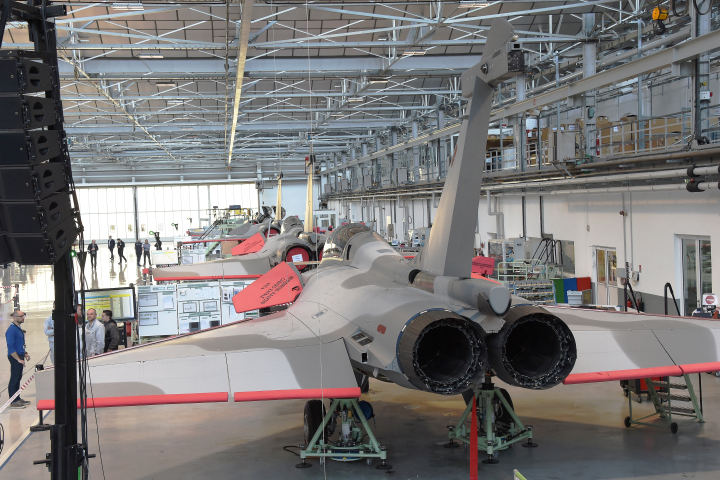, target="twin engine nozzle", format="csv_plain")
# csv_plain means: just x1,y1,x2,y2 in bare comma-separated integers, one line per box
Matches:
396,306,576,395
